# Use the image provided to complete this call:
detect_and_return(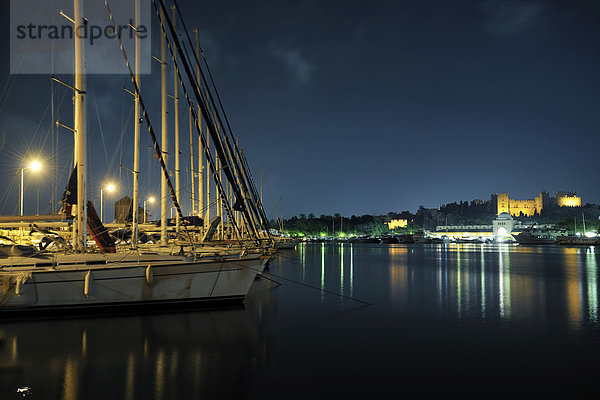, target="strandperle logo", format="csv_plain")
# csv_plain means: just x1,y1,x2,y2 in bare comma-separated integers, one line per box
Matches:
10,0,152,74
15,19,148,46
